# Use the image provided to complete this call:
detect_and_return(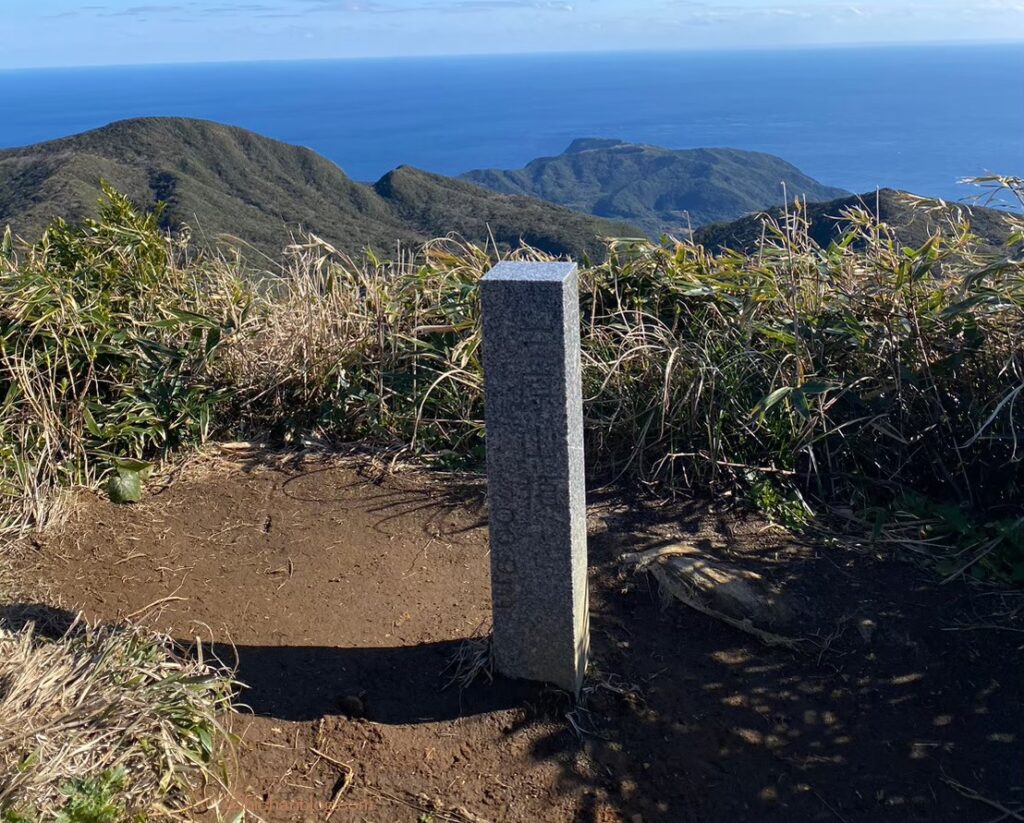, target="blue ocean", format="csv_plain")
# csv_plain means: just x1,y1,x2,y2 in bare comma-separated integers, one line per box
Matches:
0,44,1021,204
